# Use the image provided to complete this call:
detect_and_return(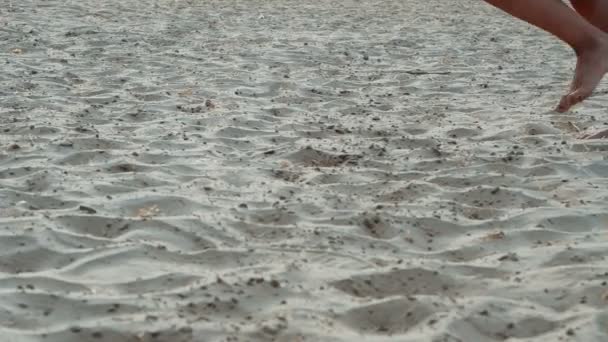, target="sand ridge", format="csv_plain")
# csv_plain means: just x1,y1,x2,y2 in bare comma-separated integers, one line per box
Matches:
1,0,608,341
